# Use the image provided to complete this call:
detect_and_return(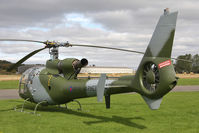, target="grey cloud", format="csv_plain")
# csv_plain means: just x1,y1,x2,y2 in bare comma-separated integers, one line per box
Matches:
0,0,193,28
0,0,198,68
